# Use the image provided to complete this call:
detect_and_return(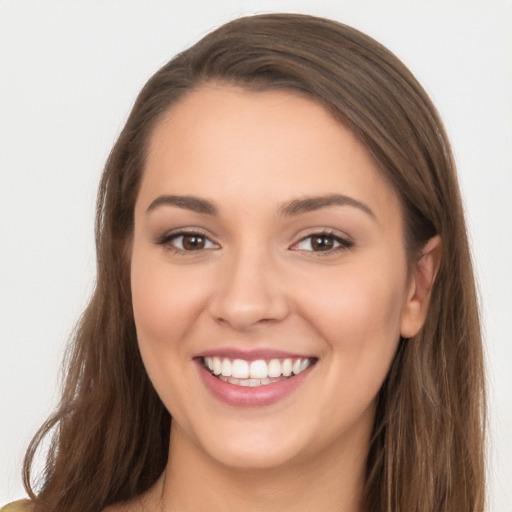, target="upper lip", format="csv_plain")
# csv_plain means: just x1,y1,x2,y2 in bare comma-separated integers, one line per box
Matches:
194,347,316,361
